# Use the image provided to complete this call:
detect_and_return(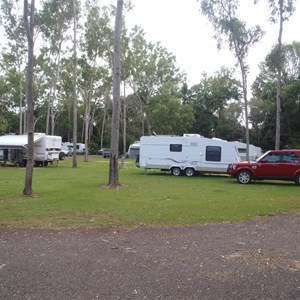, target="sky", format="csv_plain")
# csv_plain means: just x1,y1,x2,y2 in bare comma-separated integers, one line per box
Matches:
126,0,300,88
